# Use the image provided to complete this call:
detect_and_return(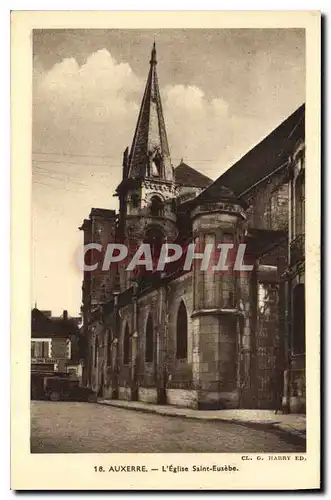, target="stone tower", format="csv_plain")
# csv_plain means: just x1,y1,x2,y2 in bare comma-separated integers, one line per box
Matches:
116,43,178,288
190,184,248,409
